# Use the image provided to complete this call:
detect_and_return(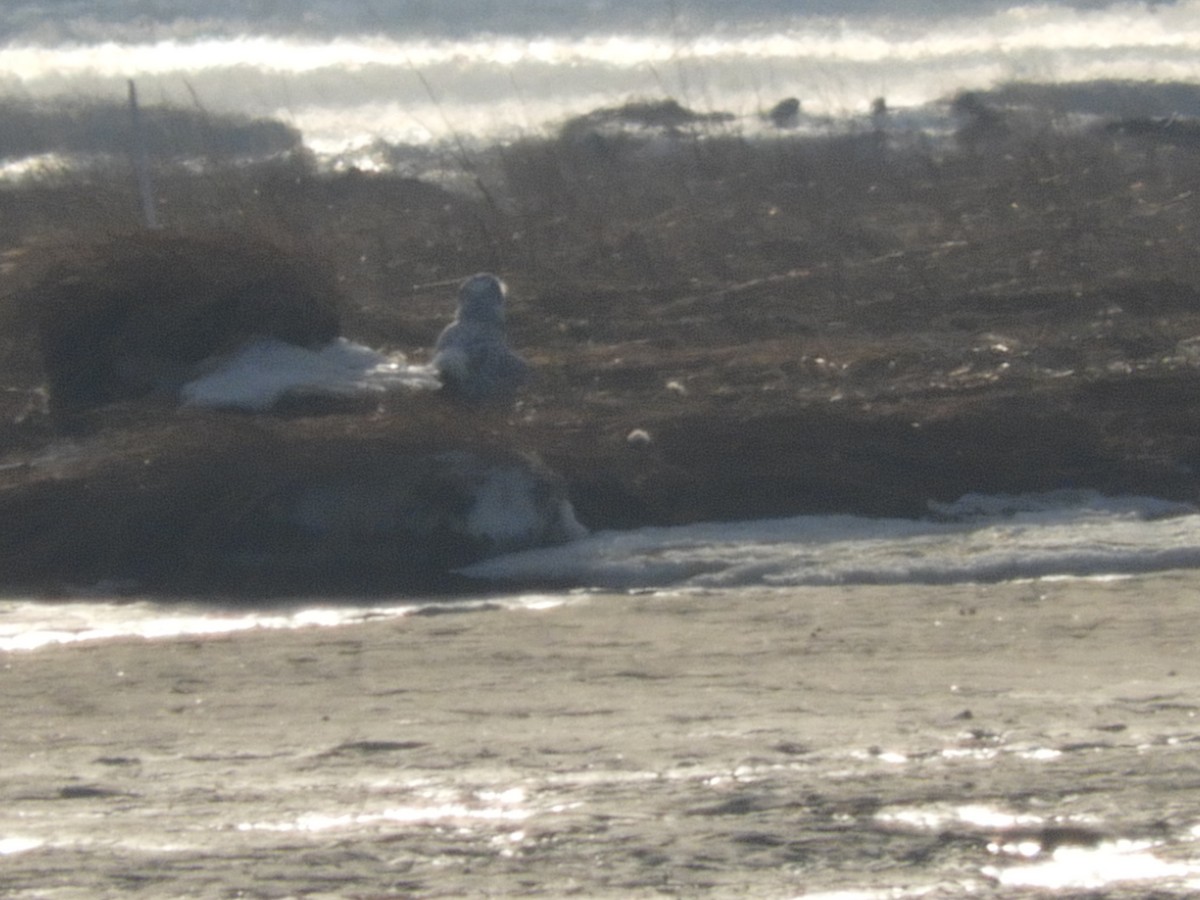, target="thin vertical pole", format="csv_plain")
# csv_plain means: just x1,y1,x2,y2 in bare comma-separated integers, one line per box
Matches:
127,79,159,229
